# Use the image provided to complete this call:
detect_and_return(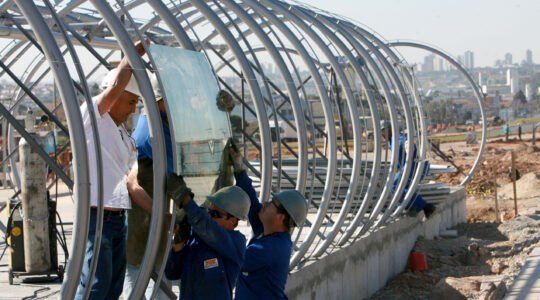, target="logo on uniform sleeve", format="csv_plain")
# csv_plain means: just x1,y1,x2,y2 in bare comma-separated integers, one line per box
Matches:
204,258,219,269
